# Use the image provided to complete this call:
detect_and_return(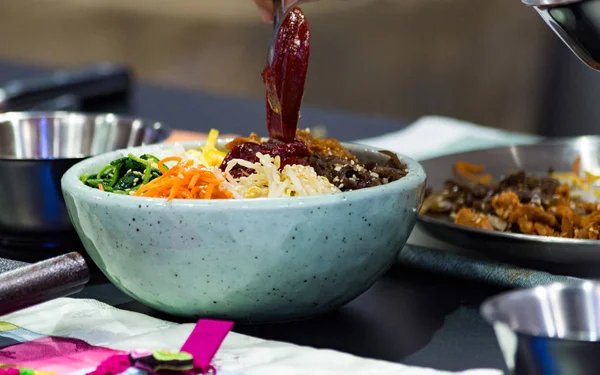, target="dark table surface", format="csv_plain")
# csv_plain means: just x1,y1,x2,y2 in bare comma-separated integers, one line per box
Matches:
0,61,412,142
0,60,508,373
